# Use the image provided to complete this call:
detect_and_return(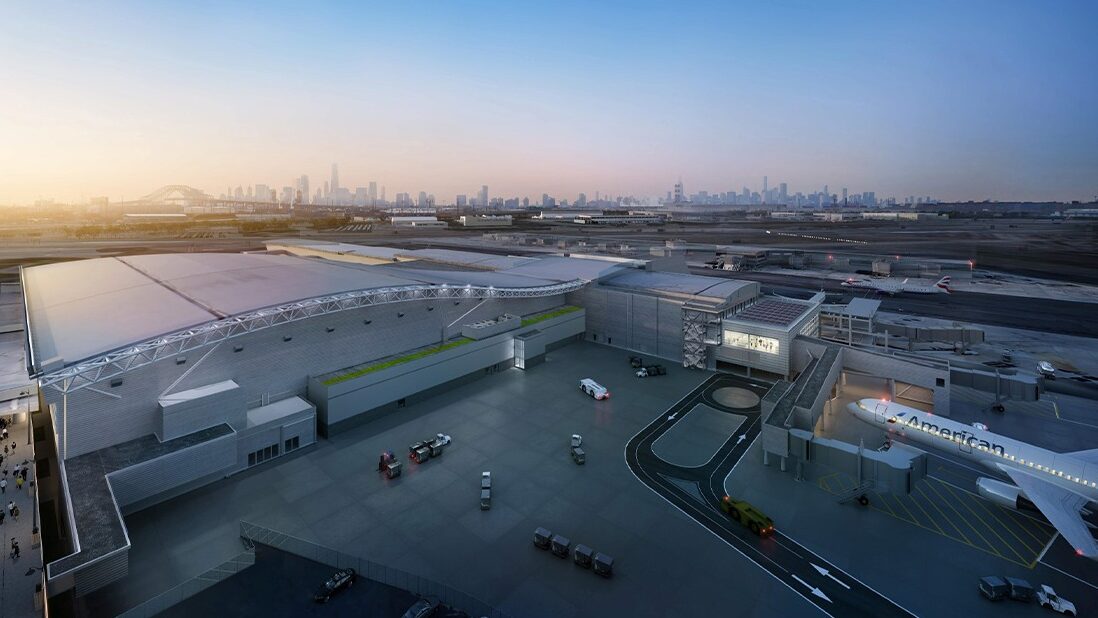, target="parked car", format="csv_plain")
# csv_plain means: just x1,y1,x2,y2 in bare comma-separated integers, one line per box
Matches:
313,568,356,603
579,378,609,400
1036,585,1075,616
401,596,441,618
1038,361,1057,379
978,576,1009,601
